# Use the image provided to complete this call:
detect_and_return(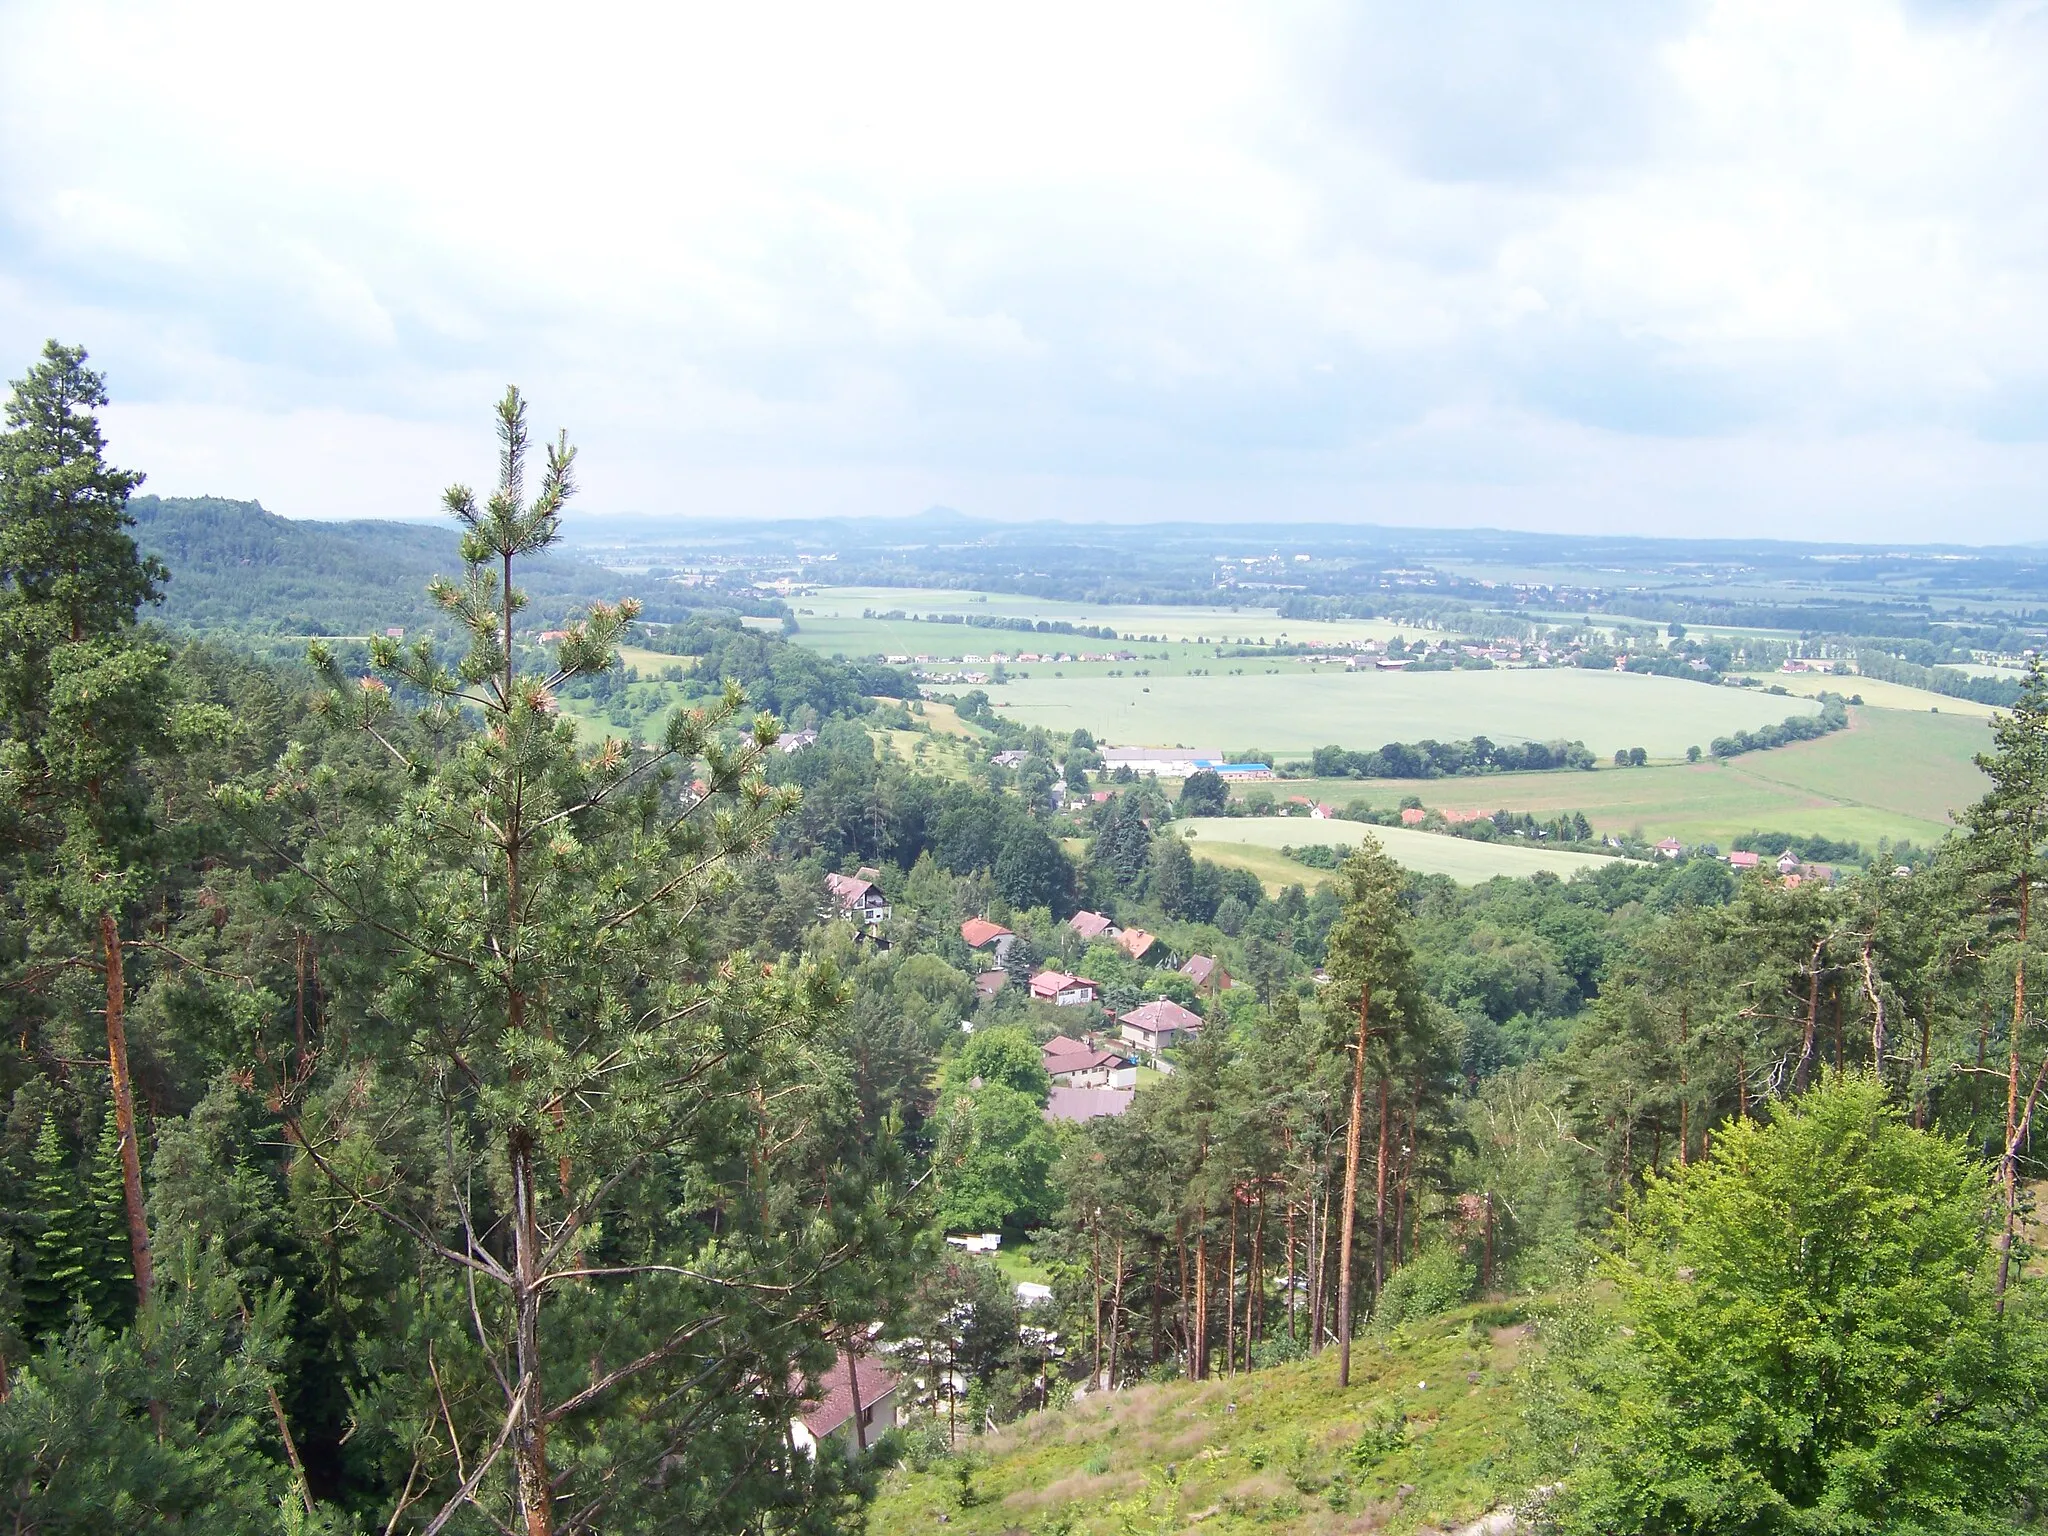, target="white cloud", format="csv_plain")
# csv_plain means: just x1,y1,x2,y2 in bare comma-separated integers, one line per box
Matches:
3,0,2046,539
